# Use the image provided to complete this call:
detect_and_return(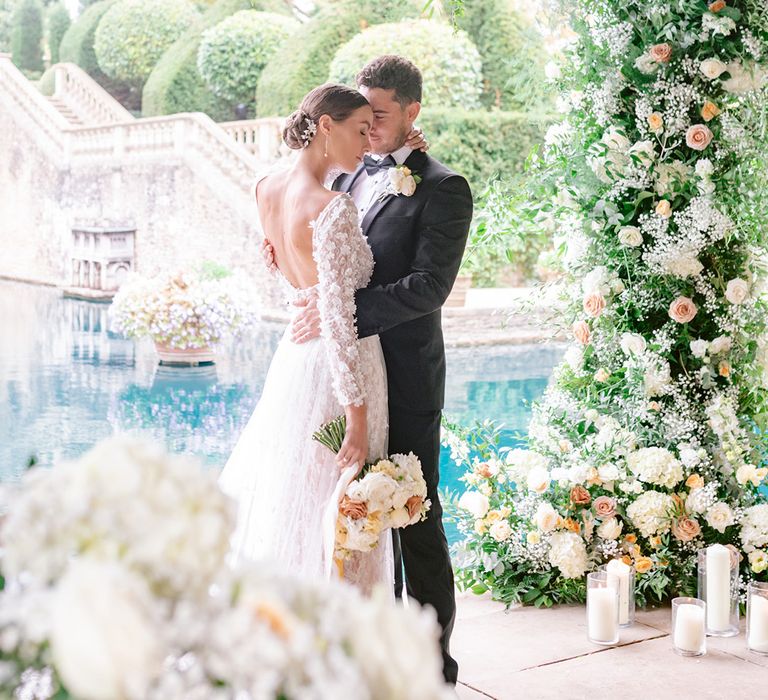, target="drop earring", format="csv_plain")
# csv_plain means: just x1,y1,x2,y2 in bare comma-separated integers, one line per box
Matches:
324,135,329,158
